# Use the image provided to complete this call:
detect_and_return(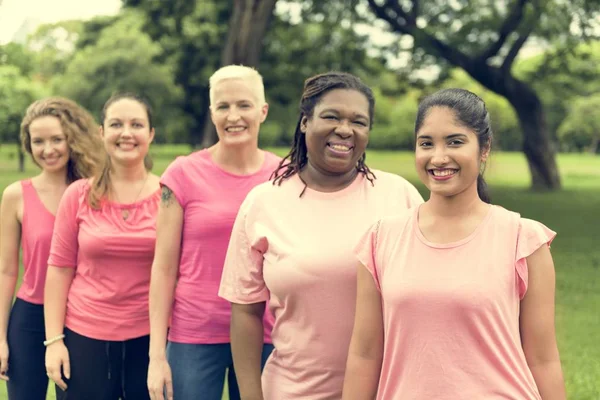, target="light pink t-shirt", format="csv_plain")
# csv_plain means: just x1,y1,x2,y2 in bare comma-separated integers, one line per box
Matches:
17,179,55,304
160,149,281,344
48,179,160,341
219,171,423,400
355,205,555,399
